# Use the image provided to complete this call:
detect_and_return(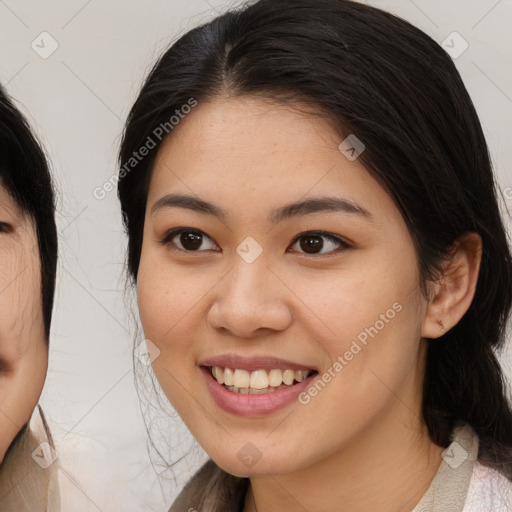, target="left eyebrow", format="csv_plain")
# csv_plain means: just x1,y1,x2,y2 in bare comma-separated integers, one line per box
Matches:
269,196,372,224
150,193,372,223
